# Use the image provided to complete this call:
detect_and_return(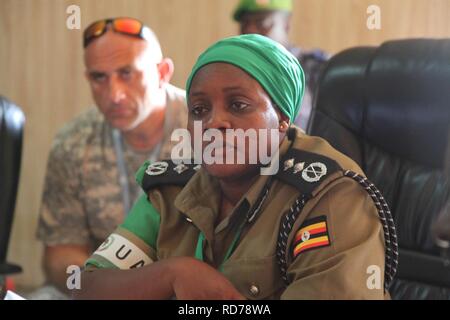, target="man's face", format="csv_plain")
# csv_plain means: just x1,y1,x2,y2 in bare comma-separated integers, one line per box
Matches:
187,63,284,180
239,11,289,45
84,30,162,131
